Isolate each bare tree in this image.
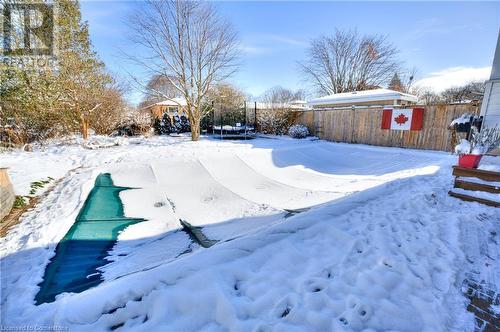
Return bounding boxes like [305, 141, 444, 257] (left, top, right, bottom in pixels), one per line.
[415, 81, 486, 105]
[207, 83, 246, 110]
[138, 74, 180, 109]
[129, 0, 239, 140]
[261, 86, 305, 105]
[90, 82, 131, 135]
[58, 52, 117, 139]
[440, 81, 486, 104]
[415, 89, 442, 105]
[402, 67, 417, 94]
[299, 29, 400, 95]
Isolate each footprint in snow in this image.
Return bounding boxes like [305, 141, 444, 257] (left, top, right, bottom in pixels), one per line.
[431, 268, 449, 292]
[357, 305, 371, 320]
[303, 278, 328, 293]
[233, 280, 243, 296]
[346, 295, 360, 309]
[338, 316, 349, 326]
[320, 267, 335, 279]
[272, 295, 298, 319]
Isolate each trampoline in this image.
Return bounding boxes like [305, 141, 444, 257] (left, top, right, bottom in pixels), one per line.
[212, 102, 256, 140]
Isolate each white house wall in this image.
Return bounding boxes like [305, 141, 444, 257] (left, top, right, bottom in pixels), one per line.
[480, 80, 500, 128]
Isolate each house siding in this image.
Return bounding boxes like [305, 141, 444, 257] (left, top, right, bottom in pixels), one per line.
[480, 81, 500, 128]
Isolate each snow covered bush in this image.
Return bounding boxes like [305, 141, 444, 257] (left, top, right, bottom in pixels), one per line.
[154, 112, 192, 135]
[454, 126, 500, 155]
[201, 108, 214, 132]
[161, 113, 175, 134]
[257, 108, 299, 135]
[83, 136, 128, 149]
[114, 110, 151, 136]
[454, 139, 472, 155]
[180, 114, 191, 133]
[288, 124, 309, 138]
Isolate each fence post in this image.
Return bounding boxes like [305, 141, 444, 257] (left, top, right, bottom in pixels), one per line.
[313, 109, 322, 138]
[350, 107, 356, 143]
[254, 102, 257, 133]
[211, 101, 215, 135]
[244, 101, 247, 139]
[220, 104, 223, 140]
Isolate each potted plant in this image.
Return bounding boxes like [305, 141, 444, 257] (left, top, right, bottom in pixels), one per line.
[454, 126, 500, 168]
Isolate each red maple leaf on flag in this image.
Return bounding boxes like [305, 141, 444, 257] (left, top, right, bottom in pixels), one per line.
[394, 113, 409, 126]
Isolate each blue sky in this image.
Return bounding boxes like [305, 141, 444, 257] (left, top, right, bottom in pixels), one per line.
[81, 1, 500, 104]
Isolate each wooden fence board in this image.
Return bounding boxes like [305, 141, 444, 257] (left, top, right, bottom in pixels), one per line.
[297, 104, 479, 151]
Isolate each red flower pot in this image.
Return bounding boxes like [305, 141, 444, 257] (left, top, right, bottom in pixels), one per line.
[458, 154, 482, 168]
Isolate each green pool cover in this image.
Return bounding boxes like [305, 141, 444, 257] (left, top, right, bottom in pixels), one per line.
[35, 173, 144, 304]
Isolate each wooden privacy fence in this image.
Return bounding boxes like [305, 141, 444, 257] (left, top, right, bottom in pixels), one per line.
[295, 104, 480, 152]
[295, 110, 315, 135]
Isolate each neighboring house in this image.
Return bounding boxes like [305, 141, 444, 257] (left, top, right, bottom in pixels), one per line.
[142, 97, 188, 120]
[289, 100, 309, 109]
[254, 101, 309, 110]
[480, 32, 500, 128]
[307, 88, 418, 109]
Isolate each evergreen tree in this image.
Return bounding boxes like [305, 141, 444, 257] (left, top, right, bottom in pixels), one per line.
[172, 113, 182, 133]
[0, 0, 61, 143]
[200, 106, 214, 132]
[161, 113, 173, 135]
[153, 117, 162, 135]
[1, 0, 125, 144]
[388, 73, 404, 92]
[56, 0, 115, 139]
[180, 115, 191, 133]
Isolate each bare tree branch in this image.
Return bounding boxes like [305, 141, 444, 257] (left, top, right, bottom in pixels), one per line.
[299, 29, 400, 96]
[128, 0, 239, 140]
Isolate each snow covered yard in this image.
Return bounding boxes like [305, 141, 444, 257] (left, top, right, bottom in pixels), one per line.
[0, 135, 498, 331]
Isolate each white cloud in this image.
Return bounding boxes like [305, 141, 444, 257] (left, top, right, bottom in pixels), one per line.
[414, 66, 491, 92]
[238, 44, 270, 56]
[264, 34, 307, 47]
[238, 34, 307, 57]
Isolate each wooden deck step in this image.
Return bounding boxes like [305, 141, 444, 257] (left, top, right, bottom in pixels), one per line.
[448, 191, 500, 208]
[454, 179, 500, 194]
[452, 166, 500, 182]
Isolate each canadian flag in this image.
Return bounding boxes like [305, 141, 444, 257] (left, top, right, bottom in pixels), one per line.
[381, 108, 424, 131]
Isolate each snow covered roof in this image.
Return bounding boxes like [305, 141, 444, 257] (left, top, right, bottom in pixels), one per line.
[155, 97, 187, 107]
[254, 102, 309, 110]
[140, 97, 187, 111]
[308, 89, 418, 106]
